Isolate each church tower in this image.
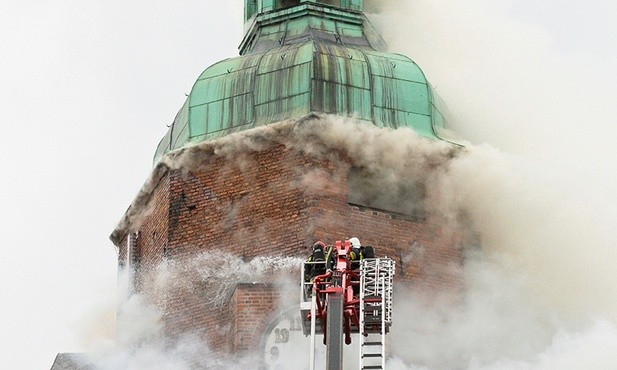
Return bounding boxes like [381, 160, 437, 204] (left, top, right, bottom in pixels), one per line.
[110, 0, 461, 365]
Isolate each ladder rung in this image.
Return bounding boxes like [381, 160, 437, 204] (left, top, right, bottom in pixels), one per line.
[362, 341, 382, 346]
[363, 330, 384, 334]
[362, 367, 383, 369]
[362, 353, 383, 358]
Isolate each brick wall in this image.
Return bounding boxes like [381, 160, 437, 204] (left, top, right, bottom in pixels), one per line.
[115, 138, 462, 355]
[232, 284, 280, 353]
[166, 144, 314, 260]
[136, 175, 170, 296]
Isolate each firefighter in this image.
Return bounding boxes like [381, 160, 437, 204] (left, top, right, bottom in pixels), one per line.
[349, 238, 377, 269]
[361, 245, 375, 259]
[348, 237, 363, 296]
[304, 241, 331, 298]
[304, 241, 327, 283]
[349, 237, 362, 270]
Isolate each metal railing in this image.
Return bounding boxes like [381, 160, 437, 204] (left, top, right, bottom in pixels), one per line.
[359, 258, 395, 370]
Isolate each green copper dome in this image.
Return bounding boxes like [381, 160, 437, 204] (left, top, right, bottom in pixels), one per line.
[155, 0, 447, 162]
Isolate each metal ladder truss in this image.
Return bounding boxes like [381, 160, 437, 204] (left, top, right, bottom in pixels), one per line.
[359, 258, 395, 370]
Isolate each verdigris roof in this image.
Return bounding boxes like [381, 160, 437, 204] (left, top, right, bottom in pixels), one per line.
[154, 1, 447, 162]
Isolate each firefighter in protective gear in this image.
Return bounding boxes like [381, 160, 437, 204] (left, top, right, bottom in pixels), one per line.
[349, 237, 362, 270]
[349, 237, 376, 270]
[304, 241, 327, 283]
[361, 245, 375, 259]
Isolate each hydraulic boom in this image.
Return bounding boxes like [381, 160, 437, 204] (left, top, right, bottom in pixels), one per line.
[300, 240, 395, 370]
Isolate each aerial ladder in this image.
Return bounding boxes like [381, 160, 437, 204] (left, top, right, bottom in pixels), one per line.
[300, 240, 395, 370]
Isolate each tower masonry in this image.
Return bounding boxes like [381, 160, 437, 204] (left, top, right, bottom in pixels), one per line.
[110, 0, 463, 362]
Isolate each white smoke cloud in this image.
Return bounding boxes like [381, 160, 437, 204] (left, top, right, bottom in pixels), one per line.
[362, 1, 617, 369]
[75, 253, 302, 370]
[150, 252, 303, 308]
[368, 0, 617, 161]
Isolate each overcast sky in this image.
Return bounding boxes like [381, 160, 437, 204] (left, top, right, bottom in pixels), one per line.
[0, 1, 615, 369]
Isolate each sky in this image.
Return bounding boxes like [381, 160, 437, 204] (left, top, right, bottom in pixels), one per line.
[0, 1, 616, 369]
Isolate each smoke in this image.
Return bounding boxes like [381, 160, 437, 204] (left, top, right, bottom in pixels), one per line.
[360, 0, 617, 369]
[367, 0, 617, 161]
[149, 252, 302, 309]
[106, 109, 617, 368]
[75, 253, 302, 370]
[112, 113, 456, 243]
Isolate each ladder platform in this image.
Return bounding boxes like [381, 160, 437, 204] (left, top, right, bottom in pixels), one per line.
[300, 254, 395, 370]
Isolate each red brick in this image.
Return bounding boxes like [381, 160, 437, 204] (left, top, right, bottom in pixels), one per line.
[114, 141, 463, 355]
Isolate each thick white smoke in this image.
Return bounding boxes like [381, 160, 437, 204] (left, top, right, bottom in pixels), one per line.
[75, 253, 302, 370]
[364, 0, 617, 368]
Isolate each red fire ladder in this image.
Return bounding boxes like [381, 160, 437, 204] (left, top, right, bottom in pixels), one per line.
[300, 244, 395, 370]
